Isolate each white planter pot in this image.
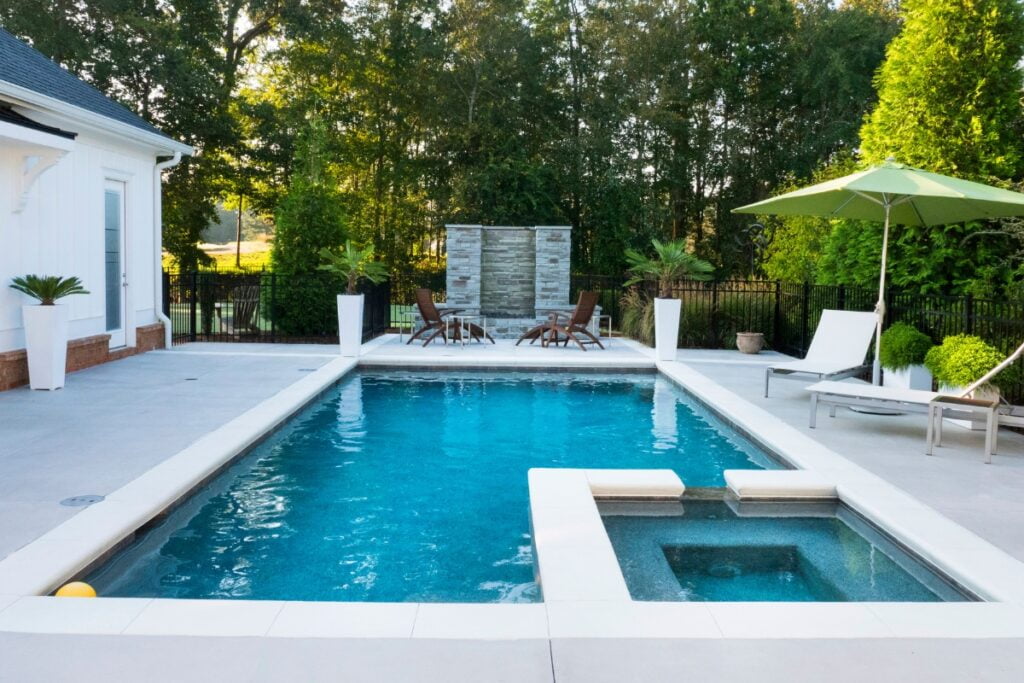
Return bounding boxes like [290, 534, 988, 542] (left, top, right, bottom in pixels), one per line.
[654, 297, 681, 362]
[22, 304, 69, 390]
[337, 294, 365, 357]
[883, 365, 932, 391]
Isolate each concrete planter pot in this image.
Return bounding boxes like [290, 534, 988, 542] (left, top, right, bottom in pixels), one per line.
[22, 304, 69, 390]
[336, 294, 364, 357]
[736, 332, 765, 354]
[654, 297, 681, 361]
[884, 365, 932, 391]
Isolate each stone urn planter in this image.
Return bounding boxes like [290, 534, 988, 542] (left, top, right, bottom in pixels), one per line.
[736, 332, 765, 355]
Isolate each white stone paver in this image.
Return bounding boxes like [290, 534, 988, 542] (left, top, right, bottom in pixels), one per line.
[411, 604, 549, 640]
[267, 601, 419, 639]
[0, 596, 151, 634]
[122, 598, 286, 637]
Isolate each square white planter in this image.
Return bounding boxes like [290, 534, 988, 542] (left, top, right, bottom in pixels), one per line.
[654, 297, 681, 362]
[883, 365, 932, 391]
[22, 304, 69, 390]
[336, 294, 364, 357]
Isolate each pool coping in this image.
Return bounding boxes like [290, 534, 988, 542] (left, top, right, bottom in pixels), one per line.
[1, 337, 1023, 642]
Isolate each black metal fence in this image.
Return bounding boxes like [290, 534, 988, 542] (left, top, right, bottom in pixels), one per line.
[163, 271, 390, 345]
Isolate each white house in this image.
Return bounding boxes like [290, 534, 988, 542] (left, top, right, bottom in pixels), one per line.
[0, 28, 192, 390]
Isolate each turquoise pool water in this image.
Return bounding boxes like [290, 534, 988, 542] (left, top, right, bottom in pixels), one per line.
[601, 500, 969, 602]
[90, 371, 776, 602]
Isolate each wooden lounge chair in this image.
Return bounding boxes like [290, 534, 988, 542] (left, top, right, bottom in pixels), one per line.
[516, 291, 604, 351]
[406, 288, 494, 346]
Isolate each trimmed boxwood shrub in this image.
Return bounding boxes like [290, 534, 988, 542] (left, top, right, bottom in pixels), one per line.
[879, 322, 933, 371]
[924, 334, 1012, 390]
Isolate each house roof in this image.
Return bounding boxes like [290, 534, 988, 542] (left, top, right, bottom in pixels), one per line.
[0, 27, 182, 148]
[0, 104, 76, 140]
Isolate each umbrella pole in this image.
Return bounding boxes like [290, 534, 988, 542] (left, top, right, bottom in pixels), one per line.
[873, 202, 891, 385]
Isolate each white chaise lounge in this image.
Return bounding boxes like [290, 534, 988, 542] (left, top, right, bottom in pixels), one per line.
[764, 310, 877, 397]
[806, 341, 1024, 462]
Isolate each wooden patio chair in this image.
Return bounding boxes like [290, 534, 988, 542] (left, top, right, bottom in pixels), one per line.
[516, 291, 604, 351]
[406, 288, 494, 346]
[230, 284, 261, 334]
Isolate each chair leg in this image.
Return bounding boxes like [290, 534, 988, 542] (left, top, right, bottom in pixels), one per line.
[573, 325, 605, 350]
[422, 326, 445, 347]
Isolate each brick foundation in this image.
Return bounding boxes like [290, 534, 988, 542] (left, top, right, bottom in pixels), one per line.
[0, 322, 165, 391]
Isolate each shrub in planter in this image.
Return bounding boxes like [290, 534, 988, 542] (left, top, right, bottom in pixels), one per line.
[624, 239, 714, 360]
[880, 322, 934, 390]
[924, 334, 1016, 393]
[319, 241, 389, 356]
[9, 275, 89, 390]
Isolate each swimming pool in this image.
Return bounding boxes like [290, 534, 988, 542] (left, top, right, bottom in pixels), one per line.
[601, 499, 971, 602]
[89, 370, 777, 603]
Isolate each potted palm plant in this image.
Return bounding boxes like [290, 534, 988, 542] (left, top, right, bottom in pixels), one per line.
[318, 241, 389, 356]
[625, 239, 714, 361]
[9, 275, 89, 390]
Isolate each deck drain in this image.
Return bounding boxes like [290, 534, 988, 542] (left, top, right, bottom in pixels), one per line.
[60, 494, 105, 507]
[298, 368, 317, 372]
[184, 377, 199, 381]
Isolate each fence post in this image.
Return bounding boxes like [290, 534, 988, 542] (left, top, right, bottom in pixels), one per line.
[773, 281, 782, 350]
[837, 284, 846, 311]
[189, 271, 197, 343]
[709, 282, 719, 347]
[800, 282, 810, 356]
[270, 272, 277, 342]
[965, 294, 975, 335]
[162, 271, 170, 317]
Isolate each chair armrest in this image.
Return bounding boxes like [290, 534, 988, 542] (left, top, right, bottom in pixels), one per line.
[439, 308, 465, 318]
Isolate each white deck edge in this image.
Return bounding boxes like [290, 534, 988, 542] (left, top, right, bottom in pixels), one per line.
[1, 343, 1023, 641]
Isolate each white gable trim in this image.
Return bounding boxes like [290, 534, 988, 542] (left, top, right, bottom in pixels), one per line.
[0, 79, 193, 157]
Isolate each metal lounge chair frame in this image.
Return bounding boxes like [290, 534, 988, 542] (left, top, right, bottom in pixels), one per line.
[765, 310, 877, 397]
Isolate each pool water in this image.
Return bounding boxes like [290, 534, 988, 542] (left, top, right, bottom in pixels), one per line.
[90, 371, 776, 603]
[601, 500, 969, 602]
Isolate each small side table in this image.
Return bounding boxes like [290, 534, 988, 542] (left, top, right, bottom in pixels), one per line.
[593, 314, 613, 348]
[398, 310, 416, 343]
[448, 314, 487, 347]
[926, 395, 1000, 463]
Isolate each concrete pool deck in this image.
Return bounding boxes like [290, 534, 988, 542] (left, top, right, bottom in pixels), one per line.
[2, 337, 1024, 681]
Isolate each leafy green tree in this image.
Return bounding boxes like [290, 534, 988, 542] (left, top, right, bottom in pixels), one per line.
[270, 119, 348, 335]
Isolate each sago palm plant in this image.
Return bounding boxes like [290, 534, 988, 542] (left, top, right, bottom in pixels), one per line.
[9, 275, 89, 305]
[624, 239, 714, 298]
[318, 241, 390, 294]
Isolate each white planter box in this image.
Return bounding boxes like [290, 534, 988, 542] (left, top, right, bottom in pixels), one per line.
[22, 304, 69, 390]
[654, 297, 681, 362]
[883, 365, 932, 391]
[336, 294, 365, 357]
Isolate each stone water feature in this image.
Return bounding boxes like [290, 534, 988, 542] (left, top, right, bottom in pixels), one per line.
[437, 224, 583, 338]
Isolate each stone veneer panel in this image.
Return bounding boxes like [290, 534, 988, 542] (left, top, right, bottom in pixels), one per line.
[0, 322, 166, 391]
[444, 224, 482, 312]
[480, 227, 536, 316]
[534, 226, 572, 315]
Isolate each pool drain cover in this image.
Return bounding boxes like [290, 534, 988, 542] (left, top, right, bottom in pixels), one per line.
[60, 494, 105, 507]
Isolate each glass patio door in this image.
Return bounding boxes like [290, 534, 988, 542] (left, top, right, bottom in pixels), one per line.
[104, 180, 127, 347]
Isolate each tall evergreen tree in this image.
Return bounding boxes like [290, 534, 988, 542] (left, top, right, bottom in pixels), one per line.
[859, 0, 1024, 180]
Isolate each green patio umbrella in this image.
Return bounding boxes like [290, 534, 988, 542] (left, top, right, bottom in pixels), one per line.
[733, 159, 1024, 385]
